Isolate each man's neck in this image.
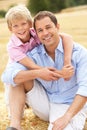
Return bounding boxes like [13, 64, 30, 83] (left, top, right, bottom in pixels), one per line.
[44, 36, 60, 61]
[44, 43, 58, 61]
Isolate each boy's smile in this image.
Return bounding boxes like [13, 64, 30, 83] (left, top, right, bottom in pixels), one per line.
[10, 19, 32, 43]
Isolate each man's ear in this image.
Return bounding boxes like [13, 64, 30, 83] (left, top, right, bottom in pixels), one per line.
[56, 23, 60, 30]
[29, 22, 33, 28]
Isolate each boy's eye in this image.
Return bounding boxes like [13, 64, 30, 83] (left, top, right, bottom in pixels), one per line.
[22, 22, 27, 25]
[12, 25, 18, 28]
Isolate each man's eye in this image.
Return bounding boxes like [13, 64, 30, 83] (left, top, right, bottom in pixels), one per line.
[37, 30, 42, 33]
[46, 26, 51, 29]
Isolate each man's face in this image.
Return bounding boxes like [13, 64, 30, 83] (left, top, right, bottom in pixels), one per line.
[35, 17, 60, 47]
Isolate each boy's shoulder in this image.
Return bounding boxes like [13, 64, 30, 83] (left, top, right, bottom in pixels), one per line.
[7, 34, 23, 48]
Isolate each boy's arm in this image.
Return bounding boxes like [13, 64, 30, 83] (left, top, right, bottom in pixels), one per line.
[19, 56, 42, 69]
[54, 65, 74, 79]
[59, 33, 74, 80]
[59, 32, 73, 65]
[7, 42, 41, 69]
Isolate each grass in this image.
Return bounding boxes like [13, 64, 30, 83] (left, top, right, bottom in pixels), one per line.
[0, 0, 27, 11]
[56, 10, 87, 47]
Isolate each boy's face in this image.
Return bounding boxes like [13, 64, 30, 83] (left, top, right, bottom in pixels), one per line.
[35, 16, 60, 48]
[9, 19, 32, 43]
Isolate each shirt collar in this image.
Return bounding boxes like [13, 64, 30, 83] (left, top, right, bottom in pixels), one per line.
[30, 28, 40, 44]
[40, 37, 64, 54]
[11, 34, 27, 46]
[57, 37, 64, 53]
[29, 37, 64, 56]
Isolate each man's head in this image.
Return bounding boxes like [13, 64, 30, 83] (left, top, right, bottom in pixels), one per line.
[33, 11, 60, 48]
[34, 11, 58, 30]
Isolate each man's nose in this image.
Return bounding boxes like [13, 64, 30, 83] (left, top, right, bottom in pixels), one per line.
[43, 29, 48, 35]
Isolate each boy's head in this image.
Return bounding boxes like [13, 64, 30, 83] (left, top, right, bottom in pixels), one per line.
[5, 4, 32, 30]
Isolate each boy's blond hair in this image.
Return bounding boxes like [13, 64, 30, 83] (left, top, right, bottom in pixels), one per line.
[5, 4, 32, 29]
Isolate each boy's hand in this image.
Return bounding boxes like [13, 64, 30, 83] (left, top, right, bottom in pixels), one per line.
[62, 65, 74, 80]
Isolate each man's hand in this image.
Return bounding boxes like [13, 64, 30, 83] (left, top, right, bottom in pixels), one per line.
[38, 67, 61, 81]
[52, 114, 71, 130]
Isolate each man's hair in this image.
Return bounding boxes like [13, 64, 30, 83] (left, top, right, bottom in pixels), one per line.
[5, 4, 32, 29]
[33, 11, 58, 30]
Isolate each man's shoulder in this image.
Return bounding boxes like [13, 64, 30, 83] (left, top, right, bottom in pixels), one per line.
[73, 42, 87, 52]
[72, 42, 87, 62]
[27, 44, 43, 56]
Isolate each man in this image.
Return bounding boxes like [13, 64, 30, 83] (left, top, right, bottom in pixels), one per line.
[2, 11, 87, 130]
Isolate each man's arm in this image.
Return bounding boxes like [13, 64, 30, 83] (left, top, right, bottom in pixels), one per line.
[52, 95, 87, 130]
[52, 45, 87, 130]
[14, 67, 61, 84]
[1, 62, 61, 86]
[64, 94, 87, 120]
[1, 62, 27, 86]
[1, 62, 74, 86]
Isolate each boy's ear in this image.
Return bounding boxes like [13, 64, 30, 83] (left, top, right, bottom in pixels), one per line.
[8, 26, 12, 31]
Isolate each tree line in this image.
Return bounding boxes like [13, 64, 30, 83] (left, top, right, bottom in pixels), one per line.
[27, 0, 87, 15]
[0, 0, 87, 18]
